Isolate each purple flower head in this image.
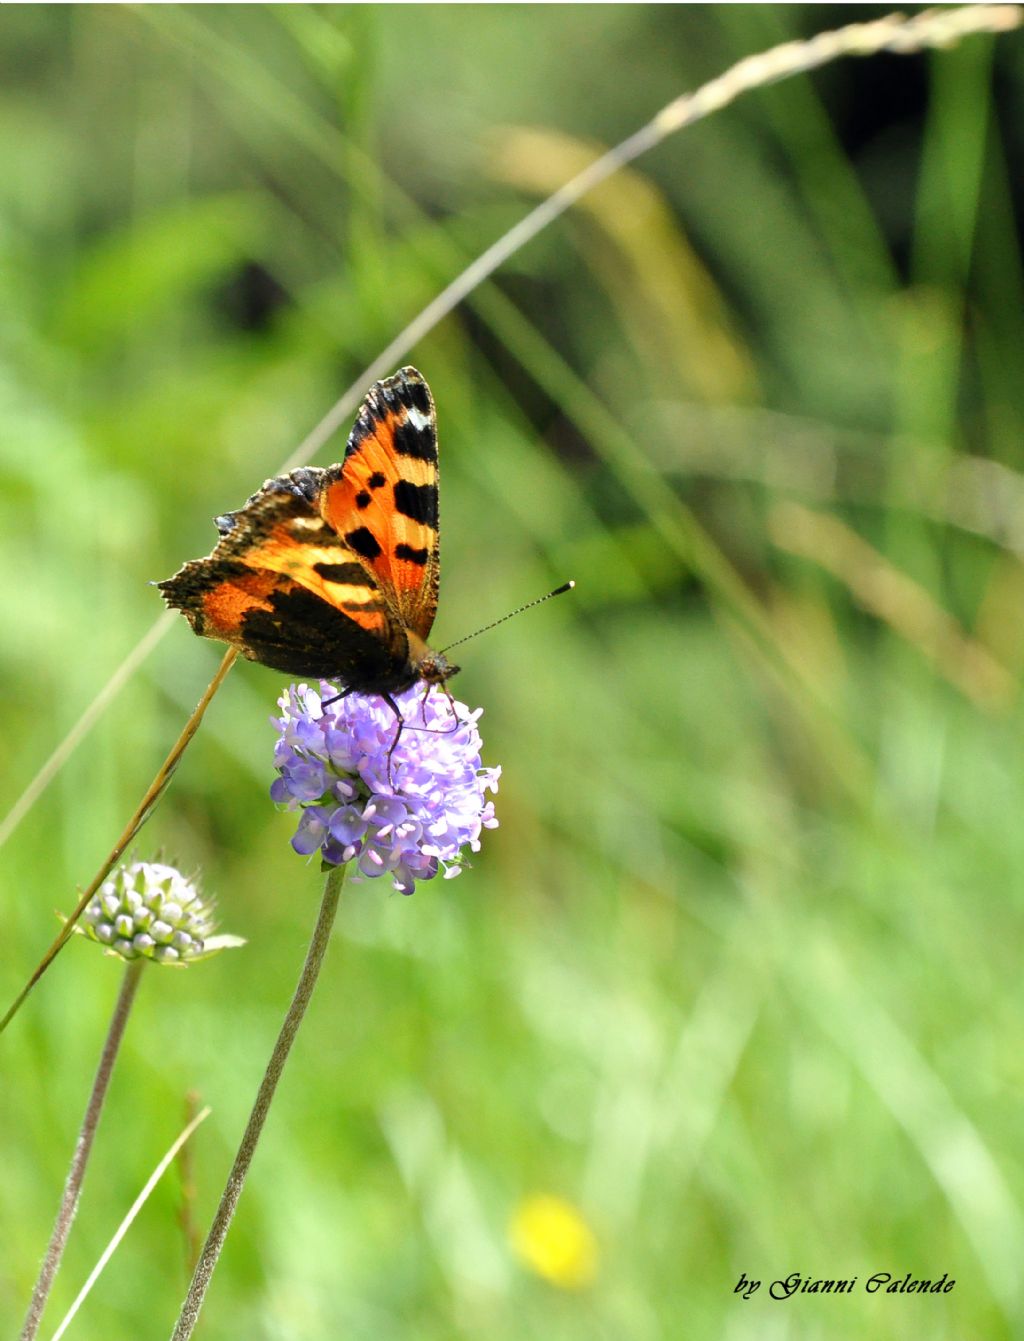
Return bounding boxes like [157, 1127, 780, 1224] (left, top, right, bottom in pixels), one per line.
[271, 683, 500, 895]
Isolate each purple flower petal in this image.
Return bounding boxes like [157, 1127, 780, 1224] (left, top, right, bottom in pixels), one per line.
[328, 805, 368, 846]
[292, 807, 331, 855]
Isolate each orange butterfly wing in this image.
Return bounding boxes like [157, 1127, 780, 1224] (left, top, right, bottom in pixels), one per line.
[319, 367, 440, 641]
[158, 367, 442, 692]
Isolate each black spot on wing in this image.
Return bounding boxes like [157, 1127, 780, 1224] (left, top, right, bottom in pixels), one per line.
[345, 368, 433, 460]
[355, 491, 371, 509]
[348, 414, 375, 451]
[368, 472, 386, 489]
[393, 480, 438, 528]
[395, 543, 429, 566]
[285, 518, 335, 545]
[393, 419, 436, 461]
[345, 527, 383, 560]
[405, 376, 431, 416]
[313, 561, 375, 584]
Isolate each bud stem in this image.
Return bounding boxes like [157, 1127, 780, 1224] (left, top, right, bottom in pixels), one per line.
[20, 960, 146, 1340]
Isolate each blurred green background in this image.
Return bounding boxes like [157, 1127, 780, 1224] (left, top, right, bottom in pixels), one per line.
[3, 4, 1024, 1338]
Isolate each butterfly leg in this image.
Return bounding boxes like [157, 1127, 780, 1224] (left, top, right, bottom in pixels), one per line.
[320, 686, 405, 789]
[406, 684, 462, 738]
[418, 684, 431, 724]
[439, 682, 463, 735]
[381, 691, 406, 789]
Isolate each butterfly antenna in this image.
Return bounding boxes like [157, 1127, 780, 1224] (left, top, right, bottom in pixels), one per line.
[439, 581, 575, 655]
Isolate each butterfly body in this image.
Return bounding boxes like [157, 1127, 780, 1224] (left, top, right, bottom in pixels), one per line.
[159, 367, 459, 702]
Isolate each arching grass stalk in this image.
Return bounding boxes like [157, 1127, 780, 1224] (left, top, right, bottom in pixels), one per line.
[0, 648, 237, 1035]
[19, 960, 145, 1341]
[170, 862, 346, 1340]
[211, 4, 1024, 486]
[20, 862, 240, 1339]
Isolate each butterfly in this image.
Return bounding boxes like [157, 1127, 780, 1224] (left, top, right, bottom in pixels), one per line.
[158, 366, 460, 746]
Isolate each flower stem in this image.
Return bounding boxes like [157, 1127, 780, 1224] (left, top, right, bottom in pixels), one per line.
[20, 960, 146, 1341]
[0, 648, 237, 1036]
[169, 863, 347, 1340]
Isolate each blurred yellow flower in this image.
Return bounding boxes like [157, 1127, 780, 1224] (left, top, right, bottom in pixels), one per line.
[509, 1193, 599, 1289]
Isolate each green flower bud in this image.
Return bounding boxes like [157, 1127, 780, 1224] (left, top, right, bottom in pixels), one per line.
[80, 862, 243, 965]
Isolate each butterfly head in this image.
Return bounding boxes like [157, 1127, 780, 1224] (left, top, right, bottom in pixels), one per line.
[416, 650, 461, 687]
[404, 629, 459, 687]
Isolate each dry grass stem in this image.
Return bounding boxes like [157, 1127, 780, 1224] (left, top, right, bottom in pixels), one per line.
[770, 500, 1017, 711]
